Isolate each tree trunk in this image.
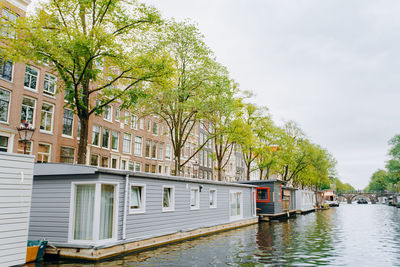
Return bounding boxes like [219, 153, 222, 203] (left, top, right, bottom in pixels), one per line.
[77, 116, 89, 164]
[246, 162, 251, 181]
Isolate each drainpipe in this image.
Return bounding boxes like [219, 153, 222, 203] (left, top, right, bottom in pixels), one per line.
[123, 174, 129, 240]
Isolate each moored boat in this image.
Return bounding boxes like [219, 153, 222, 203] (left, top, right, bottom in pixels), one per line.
[26, 240, 48, 263]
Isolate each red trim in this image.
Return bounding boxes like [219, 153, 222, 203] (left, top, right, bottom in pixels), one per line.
[279, 185, 283, 202]
[256, 187, 270, 203]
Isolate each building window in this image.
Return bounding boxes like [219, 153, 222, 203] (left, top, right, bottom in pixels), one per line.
[40, 102, 54, 133]
[158, 143, 163, 160]
[190, 187, 200, 210]
[144, 164, 150, 172]
[1, 8, 18, 38]
[131, 115, 137, 129]
[152, 141, 157, 159]
[128, 161, 134, 171]
[139, 118, 144, 129]
[165, 144, 171, 160]
[256, 187, 270, 203]
[37, 143, 51, 163]
[145, 140, 151, 158]
[101, 156, 109, 168]
[0, 88, 10, 123]
[121, 159, 127, 170]
[24, 65, 39, 91]
[134, 162, 141, 172]
[124, 111, 129, 124]
[60, 146, 75, 163]
[162, 186, 174, 212]
[0, 135, 8, 152]
[21, 97, 36, 125]
[111, 158, 118, 169]
[17, 140, 32, 155]
[71, 183, 117, 242]
[103, 105, 112, 121]
[123, 133, 131, 154]
[92, 125, 101, 146]
[134, 136, 142, 156]
[62, 109, 74, 136]
[102, 128, 110, 149]
[151, 165, 156, 174]
[115, 108, 120, 121]
[90, 154, 99, 166]
[230, 191, 243, 220]
[130, 184, 146, 214]
[152, 122, 158, 135]
[0, 58, 12, 81]
[111, 131, 119, 151]
[43, 73, 56, 95]
[147, 120, 151, 131]
[209, 189, 217, 208]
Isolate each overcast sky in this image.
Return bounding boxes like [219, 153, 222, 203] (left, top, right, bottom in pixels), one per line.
[139, 0, 400, 189]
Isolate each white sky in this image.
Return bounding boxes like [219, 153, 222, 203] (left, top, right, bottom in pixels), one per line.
[140, 0, 400, 189]
[29, 0, 400, 189]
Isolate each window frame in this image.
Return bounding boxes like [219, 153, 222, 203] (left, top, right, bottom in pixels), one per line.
[229, 190, 243, 221]
[162, 185, 175, 212]
[129, 183, 146, 214]
[60, 146, 75, 164]
[190, 187, 200, 210]
[40, 102, 55, 133]
[62, 108, 74, 137]
[209, 188, 217, 208]
[122, 132, 132, 154]
[24, 65, 40, 92]
[0, 87, 10, 124]
[68, 182, 119, 245]
[92, 125, 101, 147]
[21, 96, 36, 126]
[134, 136, 143, 157]
[103, 105, 112, 122]
[37, 142, 51, 163]
[0, 58, 13, 82]
[43, 73, 57, 96]
[256, 187, 270, 203]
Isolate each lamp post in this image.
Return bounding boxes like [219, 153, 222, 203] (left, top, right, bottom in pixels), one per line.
[17, 122, 35, 154]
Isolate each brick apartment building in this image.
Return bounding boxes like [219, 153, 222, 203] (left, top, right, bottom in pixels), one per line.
[1, 0, 246, 181]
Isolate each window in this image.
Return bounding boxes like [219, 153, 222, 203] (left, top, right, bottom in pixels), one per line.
[256, 187, 270, 203]
[102, 128, 110, 149]
[162, 186, 174, 212]
[147, 120, 151, 131]
[165, 144, 171, 160]
[104, 105, 112, 121]
[145, 140, 151, 158]
[124, 111, 129, 124]
[37, 143, 51, 163]
[17, 140, 32, 155]
[144, 164, 150, 172]
[229, 191, 243, 220]
[190, 187, 200, 210]
[123, 133, 131, 154]
[134, 162, 141, 172]
[21, 97, 36, 125]
[115, 108, 120, 121]
[134, 136, 142, 156]
[158, 143, 163, 160]
[40, 102, 54, 133]
[128, 161, 134, 171]
[139, 118, 144, 129]
[121, 159, 127, 170]
[92, 125, 101, 146]
[209, 189, 217, 208]
[131, 115, 137, 129]
[111, 158, 118, 169]
[90, 154, 99, 166]
[0, 58, 12, 81]
[43, 73, 56, 95]
[71, 183, 117, 242]
[151, 165, 156, 174]
[60, 146, 74, 163]
[152, 122, 158, 135]
[111, 131, 119, 151]
[0, 88, 10, 123]
[1, 8, 18, 38]
[152, 141, 157, 159]
[24, 66, 39, 91]
[0, 136, 8, 152]
[62, 109, 74, 136]
[130, 184, 146, 213]
[101, 156, 109, 168]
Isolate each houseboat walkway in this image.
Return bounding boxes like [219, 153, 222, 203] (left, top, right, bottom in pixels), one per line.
[35, 204, 400, 266]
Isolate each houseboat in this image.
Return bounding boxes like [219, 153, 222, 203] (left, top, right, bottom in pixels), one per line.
[28, 163, 258, 261]
[295, 189, 316, 213]
[240, 180, 296, 221]
[323, 190, 339, 207]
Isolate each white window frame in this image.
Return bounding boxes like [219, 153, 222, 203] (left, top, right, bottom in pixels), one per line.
[111, 131, 119, 152]
[129, 183, 146, 214]
[162, 185, 175, 212]
[134, 136, 142, 156]
[92, 125, 101, 147]
[134, 162, 141, 172]
[62, 108, 74, 138]
[24, 65, 40, 92]
[37, 142, 51, 163]
[229, 190, 243, 221]
[103, 105, 112, 122]
[102, 128, 110, 149]
[43, 73, 57, 96]
[40, 102, 54, 133]
[190, 187, 200, 210]
[139, 118, 144, 129]
[21, 96, 36, 126]
[131, 115, 138, 130]
[122, 133, 132, 154]
[115, 108, 120, 122]
[0, 87, 10, 124]
[209, 189, 217, 209]
[60, 146, 75, 164]
[90, 154, 99, 167]
[68, 182, 119, 245]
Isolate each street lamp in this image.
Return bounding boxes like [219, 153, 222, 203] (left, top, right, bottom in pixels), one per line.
[17, 122, 35, 154]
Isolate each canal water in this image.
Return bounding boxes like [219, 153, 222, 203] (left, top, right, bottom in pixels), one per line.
[36, 204, 400, 266]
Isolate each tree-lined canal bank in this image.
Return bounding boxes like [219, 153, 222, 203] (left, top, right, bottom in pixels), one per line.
[36, 204, 400, 266]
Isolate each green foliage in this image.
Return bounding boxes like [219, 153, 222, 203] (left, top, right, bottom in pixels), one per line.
[365, 170, 389, 192]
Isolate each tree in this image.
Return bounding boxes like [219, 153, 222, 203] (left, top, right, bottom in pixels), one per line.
[366, 170, 389, 192]
[2, 0, 168, 163]
[136, 20, 233, 175]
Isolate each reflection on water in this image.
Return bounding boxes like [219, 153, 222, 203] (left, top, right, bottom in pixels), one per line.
[36, 204, 400, 266]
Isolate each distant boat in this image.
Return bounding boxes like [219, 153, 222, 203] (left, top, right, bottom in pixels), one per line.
[357, 199, 368, 204]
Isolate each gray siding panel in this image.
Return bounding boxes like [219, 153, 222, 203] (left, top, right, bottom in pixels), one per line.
[0, 153, 34, 267]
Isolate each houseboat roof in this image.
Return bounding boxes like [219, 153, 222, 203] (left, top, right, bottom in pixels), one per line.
[239, 179, 286, 185]
[34, 163, 257, 188]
